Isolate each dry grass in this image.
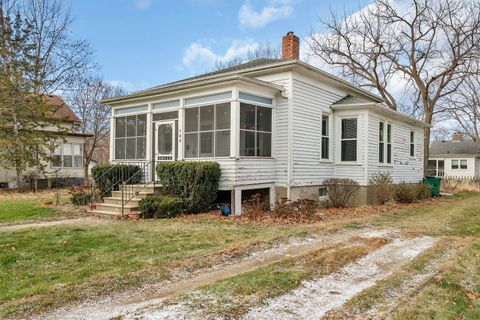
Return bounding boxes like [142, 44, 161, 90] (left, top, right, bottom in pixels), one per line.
[0, 188, 71, 201]
[441, 179, 480, 194]
[180, 236, 391, 318]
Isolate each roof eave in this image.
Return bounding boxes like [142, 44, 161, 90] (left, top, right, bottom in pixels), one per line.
[331, 103, 430, 128]
[102, 74, 283, 105]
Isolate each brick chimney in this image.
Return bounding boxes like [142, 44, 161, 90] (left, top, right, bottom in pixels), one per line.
[452, 132, 464, 141]
[282, 31, 300, 60]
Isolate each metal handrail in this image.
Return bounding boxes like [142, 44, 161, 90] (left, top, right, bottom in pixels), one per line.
[90, 161, 152, 209]
[90, 164, 118, 207]
[120, 159, 156, 216]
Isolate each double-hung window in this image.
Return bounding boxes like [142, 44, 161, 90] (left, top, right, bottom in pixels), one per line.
[321, 114, 330, 160]
[184, 103, 231, 158]
[240, 103, 272, 157]
[452, 159, 468, 170]
[52, 143, 83, 168]
[114, 114, 147, 160]
[410, 131, 415, 157]
[341, 118, 357, 162]
[379, 121, 392, 164]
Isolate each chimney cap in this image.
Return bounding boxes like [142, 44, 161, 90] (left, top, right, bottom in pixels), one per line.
[286, 31, 295, 36]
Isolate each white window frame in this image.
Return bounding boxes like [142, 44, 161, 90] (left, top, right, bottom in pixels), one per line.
[113, 113, 147, 160]
[320, 112, 332, 161]
[183, 103, 231, 159]
[378, 121, 393, 165]
[51, 142, 83, 169]
[451, 159, 468, 170]
[239, 102, 273, 158]
[339, 117, 359, 163]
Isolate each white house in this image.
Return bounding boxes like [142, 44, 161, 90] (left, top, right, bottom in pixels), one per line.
[100, 32, 427, 215]
[429, 133, 480, 178]
[0, 95, 91, 189]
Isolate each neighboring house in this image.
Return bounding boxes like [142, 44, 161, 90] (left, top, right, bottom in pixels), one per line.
[0, 95, 91, 189]
[429, 133, 480, 178]
[102, 32, 427, 214]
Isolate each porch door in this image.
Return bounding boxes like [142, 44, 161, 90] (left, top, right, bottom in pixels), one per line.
[155, 121, 176, 161]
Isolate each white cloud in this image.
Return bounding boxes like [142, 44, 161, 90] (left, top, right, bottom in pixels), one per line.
[107, 80, 149, 93]
[182, 39, 260, 74]
[239, 0, 294, 28]
[135, 0, 152, 10]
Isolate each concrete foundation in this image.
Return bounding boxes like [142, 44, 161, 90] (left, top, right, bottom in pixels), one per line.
[274, 185, 376, 206]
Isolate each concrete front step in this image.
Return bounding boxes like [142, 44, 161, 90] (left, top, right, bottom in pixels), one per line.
[87, 209, 121, 219]
[119, 184, 162, 194]
[94, 203, 139, 214]
[111, 191, 151, 198]
[103, 197, 143, 206]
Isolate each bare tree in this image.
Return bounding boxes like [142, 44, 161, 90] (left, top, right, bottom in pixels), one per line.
[445, 71, 480, 142]
[214, 43, 281, 70]
[308, 0, 480, 174]
[66, 77, 126, 180]
[19, 0, 94, 93]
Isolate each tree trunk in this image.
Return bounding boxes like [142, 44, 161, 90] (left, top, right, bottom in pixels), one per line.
[15, 167, 24, 191]
[423, 109, 434, 177]
[83, 159, 90, 183]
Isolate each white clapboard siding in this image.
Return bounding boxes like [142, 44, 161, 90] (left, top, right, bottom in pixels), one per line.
[291, 79, 343, 186]
[366, 112, 424, 183]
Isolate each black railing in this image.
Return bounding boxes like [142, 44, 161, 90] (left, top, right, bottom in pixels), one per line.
[90, 161, 155, 209]
[120, 160, 156, 216]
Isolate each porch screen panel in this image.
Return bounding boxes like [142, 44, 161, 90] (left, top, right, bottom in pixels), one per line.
[114, 114, 147, 160]
[184, 103, 231, 158]
[240, 103, 272, 157]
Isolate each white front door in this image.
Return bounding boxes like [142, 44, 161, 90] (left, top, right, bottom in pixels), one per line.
[155, 121, 176, 161]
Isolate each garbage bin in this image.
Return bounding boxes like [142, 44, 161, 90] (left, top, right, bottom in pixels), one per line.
[424, 176, 442, 196]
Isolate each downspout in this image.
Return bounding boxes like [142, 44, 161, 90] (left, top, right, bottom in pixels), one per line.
[287, 75, 294, 199]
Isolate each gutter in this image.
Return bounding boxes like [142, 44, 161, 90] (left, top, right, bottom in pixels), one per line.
[332, 103, 430, 128]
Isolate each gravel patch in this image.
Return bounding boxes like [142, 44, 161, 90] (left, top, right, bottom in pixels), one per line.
[243, 236, 436, 320]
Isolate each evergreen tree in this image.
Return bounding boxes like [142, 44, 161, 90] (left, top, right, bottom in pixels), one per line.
[0, 3, 65, 190]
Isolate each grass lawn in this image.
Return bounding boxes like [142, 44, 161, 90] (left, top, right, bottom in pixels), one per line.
[1, 192, 480, 319]
[0, 199, 74, 225]
[0, 218, 318, 318]
[179, 192, 480, 319]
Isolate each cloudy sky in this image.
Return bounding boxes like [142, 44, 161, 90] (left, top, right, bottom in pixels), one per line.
[69, 0, 371, 92]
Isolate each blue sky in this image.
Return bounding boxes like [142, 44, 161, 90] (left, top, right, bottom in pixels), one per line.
[69, 0, 371, 92]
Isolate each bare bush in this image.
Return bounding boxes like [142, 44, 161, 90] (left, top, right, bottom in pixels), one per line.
[369, 172, 395, 204]
[323, 178, 360, 208]
[272, 198, 317, 218]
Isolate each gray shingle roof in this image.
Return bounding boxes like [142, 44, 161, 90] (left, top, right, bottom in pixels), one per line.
[332, 94, 372, 105]
[136, 58, 282, 93]
[429, 140, 480, 158]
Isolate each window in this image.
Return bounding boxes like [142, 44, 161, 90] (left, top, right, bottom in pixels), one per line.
[240, 103, 272, 157]
[51, 143, 83, 168]
[410, 131, 415, 157]
[184, 103, 231, 158]
[452, 159, 468, 170]
[379, 122, 392, 164]
[341, 118, 357, 162]
[114, 114, 147, 160]
[321, 114, 330, 160]
[387, 124, 392, 164]
[451, 160, 459, 169]
[379, 122, 384, 163]
[319, 186, 328, 199]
